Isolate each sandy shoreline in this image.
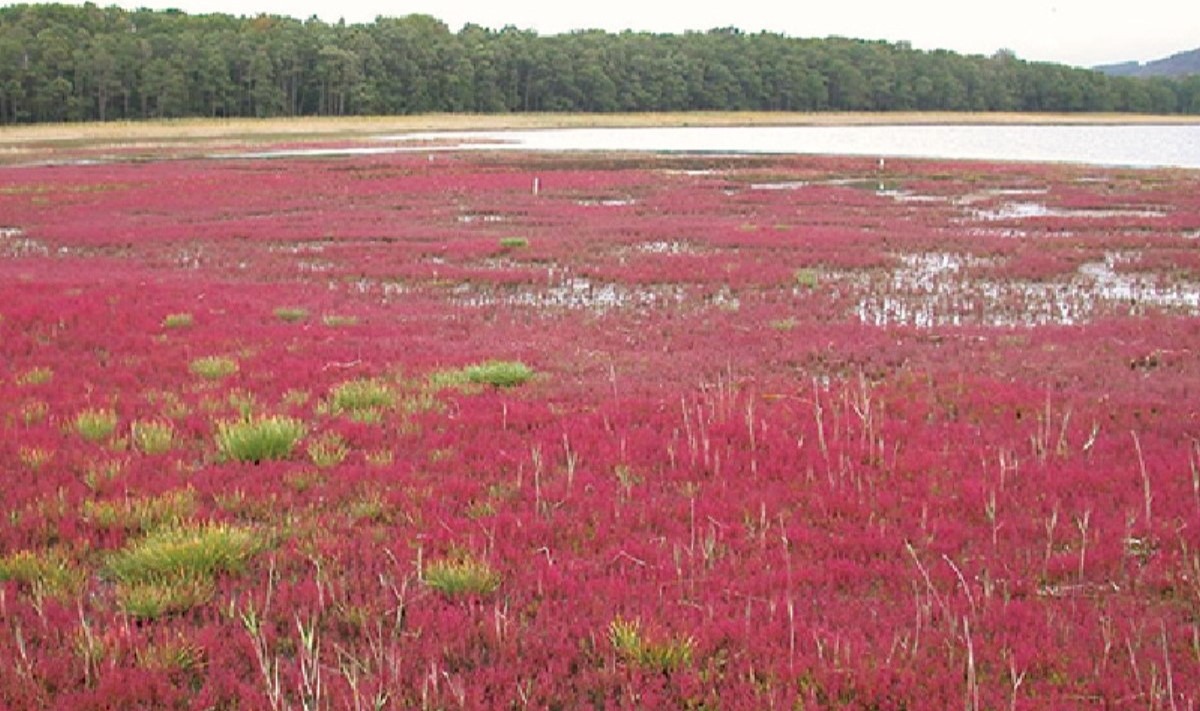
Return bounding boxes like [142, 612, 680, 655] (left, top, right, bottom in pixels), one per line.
[2, 111, 1198, 147]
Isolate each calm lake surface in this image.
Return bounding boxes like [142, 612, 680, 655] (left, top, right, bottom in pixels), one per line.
[388, 124, 1200, 169]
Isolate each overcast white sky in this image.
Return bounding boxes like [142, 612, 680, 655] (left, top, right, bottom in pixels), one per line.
[45, 0, 1200, 67]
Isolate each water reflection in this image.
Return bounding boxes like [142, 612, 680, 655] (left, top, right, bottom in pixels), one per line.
[970, 202, 1167, 221]
[855, 251, 1200, 327]
[199, 125, 1200, 169]
[389, 124, 1200, 169]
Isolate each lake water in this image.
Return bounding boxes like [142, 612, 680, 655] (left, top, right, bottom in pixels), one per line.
[379, 124, 1200, 169]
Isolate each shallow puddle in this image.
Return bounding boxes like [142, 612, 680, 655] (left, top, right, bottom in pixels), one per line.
[970, 202, 1167, 221]
[457, 213, 507, 224]
[575, 198, 636, 207]
[0, 227, 50, 257]
[635, 240, 698, 255]
[853, 250, 1200, 327]
[451, 276, 684, 312]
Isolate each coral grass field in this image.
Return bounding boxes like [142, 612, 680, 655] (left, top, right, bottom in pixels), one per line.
[2, 145, 1200, 709]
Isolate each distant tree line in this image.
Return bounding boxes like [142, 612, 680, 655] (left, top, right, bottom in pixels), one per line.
[2, 3, 1199, 124]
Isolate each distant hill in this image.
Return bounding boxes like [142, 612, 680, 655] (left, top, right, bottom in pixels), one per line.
[1095, 48, 1200, 77]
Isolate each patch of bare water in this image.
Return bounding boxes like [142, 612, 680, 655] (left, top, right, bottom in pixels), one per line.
[969, 202, 1167, 221]
[386, 125, 1200, 169]
[749, 180, 811, 191]
[297, 260, 334, 273]
[956, 188, 1050, 205]
[476, 257, 523, 270]
[963, 227, 1030, 239]
[635, 240, 699, 255]
[457, 213, 507, 224]
[268, 240, 332, 254]
[346, 277, 409, 299]
[877, 189, 948, 203]
[452, 276, 684, 312]
[0, 227, 50, 257]
[576, 198, 636, 207]
[174, 247, 205, 269]
[664, 169, 725, 176]
[854, 250, 1200, 327]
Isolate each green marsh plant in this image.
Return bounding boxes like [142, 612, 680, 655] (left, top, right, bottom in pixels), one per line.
[215, 415, 307, 463]
[162, 313, 194, 329]
[321, 314, 358, 327]
[608, 617, 695, 673]
[274, 306, 309, 323]
[83, 488, 197, 533]
[16, 366, 53, 387]
[423, 555, 501, 598]
[190, 355, 239, 381]
[429, 360, 535, 392]
[18, 446, 54, 470]
[794, 267, 820, 289]
[20, 399, 50, 425]
[131, 418, 175, 455]
[327, 378, 395, 422]
[106, 522, 262, 618]
[0, 548, 86, 600]
[74, 408, 120, 442]
[465, 360, 534, 387]
[307, 431, 349, 468]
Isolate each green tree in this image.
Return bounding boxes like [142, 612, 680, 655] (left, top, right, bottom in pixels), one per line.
[0, 4, 1193, 121]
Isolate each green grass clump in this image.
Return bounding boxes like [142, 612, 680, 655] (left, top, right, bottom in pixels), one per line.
[464, 360, 534, 388]
[117, 575, 216, 619]
[144, 389, 191, 419]
[16, 366, 53, 387]
[83, 458, 126, 491]
[18, 446, 53, 470]
[282, 389, 311, 407]
[365, 449, 394, 467]
[426, 367, 474, 392]
[794, 267, 820, 289]
[117, 574, 213, 619]
[327, 378, 395, 421]
[307, 431, 349, 468]
[106, 522, 261, 618]
[274, 306, 309, 323]
[216, 415, 307, 463]
[189, 355, 239, 380]
[225, 389, 258, 419]
[0, 549, 86, 600]
[348, 492, 388, 523]
[20, 399, 50, 425]
[609, 617, 695, 673]
[131, 418, 175, 455]
[83, 488, 197, 533]
[429, 360, 535, 391]
[137, 636, 206, 674]
[322, 314, 359, 327]
[108, 522, 259, 581]
[499, 236, 529, 249]
[74, 407, 120, 443]
[162, 313, 194, 329]
[423, 555, 501, 597]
